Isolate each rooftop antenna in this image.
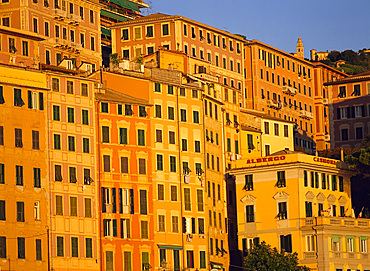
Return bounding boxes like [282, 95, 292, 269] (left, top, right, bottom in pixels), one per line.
[144, 0, 153, 15]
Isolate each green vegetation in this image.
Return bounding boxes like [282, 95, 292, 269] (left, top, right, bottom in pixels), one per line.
[244, 241, 310, 271]
[316, 49, 370, 75]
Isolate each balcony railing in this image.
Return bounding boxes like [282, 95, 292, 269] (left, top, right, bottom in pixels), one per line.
[282, 86, 297, 96]
[54, 9, 67, 18]
[267, 99, 282, 109]
[303, 252, 315, 259]
[299, 110, 314, 119]
[301, 217, 370, 228]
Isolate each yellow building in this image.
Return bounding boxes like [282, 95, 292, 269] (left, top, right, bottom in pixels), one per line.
[0, 63, 49, 270]
[227, 151, 370, 271]
[43, 63, 100, 271]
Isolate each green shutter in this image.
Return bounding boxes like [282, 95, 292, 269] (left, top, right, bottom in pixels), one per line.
[332, 235, 340, 242]
[113, 219, 117, 237]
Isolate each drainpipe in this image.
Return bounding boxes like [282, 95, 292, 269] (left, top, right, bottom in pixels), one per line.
[175, 85, 185, 270]
[249, 46, 255, 109]
[98, 68, 103, 271]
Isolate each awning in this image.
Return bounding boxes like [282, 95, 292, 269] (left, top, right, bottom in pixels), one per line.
[157, 245, 183, 250]
[101, 27, 111, 37]
[104, 0, 140, 12]
[101, 9, 128, 23]
[210, 262, 223, 269]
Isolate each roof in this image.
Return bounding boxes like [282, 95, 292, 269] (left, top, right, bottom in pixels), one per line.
[241, 108, 295, 124]
[270, 149, 300, 156]
[0, 26, 45, 41]
[95, 88, 151, 106]
[111, 13, 246, 42]
[324, 70, 370, 86]
[241, 124, 261, 133]
[311, 62, 348, 77]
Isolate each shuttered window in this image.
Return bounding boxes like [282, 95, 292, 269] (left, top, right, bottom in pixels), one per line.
[184, 188, 191, 211]
[197, 190, 204, 211]
[84, 198, 92, 218]
[70, 197, 77, 216]
[139, 158, 146, 174]
[140, 190, 147, 215]
[121, 157, 129, 173]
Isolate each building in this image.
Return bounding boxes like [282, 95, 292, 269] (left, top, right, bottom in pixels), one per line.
[312, 62, 347, 151]
[239, 108, 294, 157]
[325, 71, 370, 149]
[243, 39, 347, 153]
[95, 82, 154, 271]
[43, 63, 100, 271]
[226, 150, 370, 271]
[310, 49, 329, 62]
[0, 0, 102, 69]
[0, 62, 48, 270]
[100, 0, 148, 67]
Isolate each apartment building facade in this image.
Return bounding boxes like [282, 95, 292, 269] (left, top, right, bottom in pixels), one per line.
[325, 71, 370, 149]
[94, 82, 154, 271]
[44, 65, 100, 271]
[0, 63, 48, 270]
[0, 0, 102, 69]
[228, 152, 370, 271]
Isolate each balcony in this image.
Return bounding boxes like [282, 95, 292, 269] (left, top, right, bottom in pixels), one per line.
[299, 110, 314, 119]
[69, 14, 82, 24]
[193, 72, 219, 83]
[303, 252, 315, 260]
[325, 134, 330, 142]
[301, 217, 370, 228]
[282, 86, 297, 96]
[54, 8, 67, 19]
[267, 99, 282, 110]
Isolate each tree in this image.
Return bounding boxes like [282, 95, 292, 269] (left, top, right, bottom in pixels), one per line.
[244, 241, 310, 271]
[345, 134, 370, 177]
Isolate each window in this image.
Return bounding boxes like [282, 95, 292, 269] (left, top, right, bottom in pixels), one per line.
[14, 128, 22, 148]
[16, 165, 23, 185]
[278, 202, 287, 220]
[193, 111, 200, 123]
[17, 201, 25, 222]
[56, 195, 63, 215]
[36, 239, 42, 260]
[277, 171, 286, 187]
[246, 205, 254, 222]
[84, 169, 92, 185]
[353, 84, 361, 96]
[139, 158, 146, 174]
[0, 201, 5, 220]
[197, 190, 204, 211]
[0, 237, 5, 259]
[0, 164, 3, 184]
[34, 168, 41, 188]
[155, 105, 162, 118]
[186, 250, 194, 268]
[18, 237, 25, 259]
[158, 215, 165, 232]
[164, 185, 175, 203]
[32, 130, 40, 149]
[141, 221, 148, 239]
[70, 197, 77, 216]
[162, 24, 169, 36]
[103, 155, 110, 172]
[347, 237, 354, 252]
[86, 238, 92, 258]
[122, 29, 129, 40]
[85, 198, 92, 218]
[140, 190, 147, 215]
[53, 134, 61, 150]
[356, 127, 363, 140]
[14, 88, 25, 107]
[274, 123, 279, 136]
[180, 109, 187, 122]
[172, 216, 179, 232]
[283, 125, 289, 138]
[53, 105, 60, 121]
[244, 175, 253, 191]
[339, 176, 344, 192]
[195, 140, 201, 153]
[57, 236, 64, 256]
[157, 184, 164, 200]
[157, 154, 164, 172]
[71, 237, 78, 258]
[305, 201, 313, 217]
[146, 25, 153, 38]
[164, 130, 174, 145]
[182, 139, 188, 151]
[67, 107, 75, 123]
[361, 237, 368, 253]
[184, 188, 191, 211]
[332, 175, 337, 191]
[167, 106, 175, 120]
[101, 102, 108, 113]
[170, 156, 176, 172]
[280, 234, 292, 253]
[120, 128, 128, 144]
[155, 129, 162, 143]
[341, 128, 349, 141]
[89, 10, 94, 23]
[138, 129, 145, 146]
[90, 36, 95, 51]
[55, 165, 62, 182]
[69, 167, 77, 183]
[264, 122, 270, 134]
[68, 136, 75, 151]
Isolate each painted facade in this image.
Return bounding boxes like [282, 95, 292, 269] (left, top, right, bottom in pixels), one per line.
[0, 0, 102, 68]
[325, 72, 370, 149]
[228, 152, 370, 271]
[44, 66, 99, 271]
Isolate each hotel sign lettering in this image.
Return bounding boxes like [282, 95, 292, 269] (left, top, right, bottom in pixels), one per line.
[246, 156, 286, 164]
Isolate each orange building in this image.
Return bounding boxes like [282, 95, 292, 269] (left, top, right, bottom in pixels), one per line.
[243, 39, 347, 153]
[0, 0, 102, 69]
[94, 76, 154, 271]
[0, 63, 49, 270]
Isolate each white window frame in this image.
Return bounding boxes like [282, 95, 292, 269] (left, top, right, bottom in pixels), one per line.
[34, 201, 40, 220]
